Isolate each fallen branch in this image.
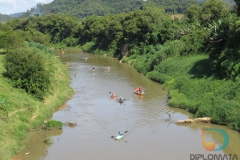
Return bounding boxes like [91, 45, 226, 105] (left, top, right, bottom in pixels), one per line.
[176, 117, 211, 124]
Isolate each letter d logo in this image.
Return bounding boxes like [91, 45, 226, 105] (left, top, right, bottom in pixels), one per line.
[202, 128, 229, 151]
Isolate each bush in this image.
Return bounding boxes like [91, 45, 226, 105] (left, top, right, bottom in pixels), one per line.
[4, 48, 51, 100]
[25, 41, 54, 55]
[44, 120, 62, 130]
[82, 41, 96, 52]
[146, 70, 170, 83]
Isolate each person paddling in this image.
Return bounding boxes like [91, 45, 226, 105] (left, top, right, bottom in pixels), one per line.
[111, 93, 116, 98]
[138, 86, 142, 93]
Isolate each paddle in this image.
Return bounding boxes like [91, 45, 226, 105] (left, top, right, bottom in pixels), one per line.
[111, 131, 128, 138]
[116, 98, 125, 101]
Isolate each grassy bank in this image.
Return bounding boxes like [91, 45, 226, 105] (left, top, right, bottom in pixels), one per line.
[146, 55, 240, 131]
[0, 52, 73, 160]
[121, 54, 240, 131]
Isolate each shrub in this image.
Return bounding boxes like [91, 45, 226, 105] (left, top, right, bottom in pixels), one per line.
[25, 41, 54, 55]
[4, 48, 51, 100]
[44, 120, 62, 130]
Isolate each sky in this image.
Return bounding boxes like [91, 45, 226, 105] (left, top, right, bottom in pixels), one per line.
[0, 0, 54, 15]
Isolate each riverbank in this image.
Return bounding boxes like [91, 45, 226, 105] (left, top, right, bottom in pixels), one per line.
[120, 54, 240, 131]
[0, 52, 73, 160]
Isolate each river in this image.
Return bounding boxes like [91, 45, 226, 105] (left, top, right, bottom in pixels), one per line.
[15, 49, 240, 160]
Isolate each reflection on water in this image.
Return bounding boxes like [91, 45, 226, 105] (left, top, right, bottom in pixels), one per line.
[14, 130, 62, 160]
[16, 50, 240, 160]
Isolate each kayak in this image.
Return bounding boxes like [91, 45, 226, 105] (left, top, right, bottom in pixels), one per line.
[118, 99, 124, 103]
[115, 134, 124, 140]
[133, 90, 145, 95]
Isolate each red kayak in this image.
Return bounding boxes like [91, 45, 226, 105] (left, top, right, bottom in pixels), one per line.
[133, 90, 145, 95]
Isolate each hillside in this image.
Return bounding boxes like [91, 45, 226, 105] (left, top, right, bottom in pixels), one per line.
[19, 0, 201, 19]
[0, 14, 12, 22]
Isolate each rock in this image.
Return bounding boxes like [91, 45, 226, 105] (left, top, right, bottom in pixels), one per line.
[69, 121, 76, 126]
[63, 121, 77, 126]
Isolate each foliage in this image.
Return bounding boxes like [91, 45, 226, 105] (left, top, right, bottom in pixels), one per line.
[44, 120, 62, 130]
[206, 15, 240, 81]
[0, 46, 72, 160]
[0, 98, 10, 117]
[200, 0, 230, 25]
[186, 0, 230, 25]
[44, 138, 53, 144]
[0, 31, 24, 52]
[2, 0, 240, 135]
[6, 14, 80, 45]
[25, 41, 54, 55]
[17, 0, 201, 19]
[4, 48, 51, 99]
[0, 23, 13, 32]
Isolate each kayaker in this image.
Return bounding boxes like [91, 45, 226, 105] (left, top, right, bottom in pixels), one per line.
[119, 97, 124, 103]
[118, 130, 123, 135]
[138, 86, 142, 93]
[134, 88, 138, 93]
[111, 93, 116, 98]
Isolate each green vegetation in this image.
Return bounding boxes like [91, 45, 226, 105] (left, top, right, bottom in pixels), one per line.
[1, 0, 240, 159]
[0, 23, 73, 159]
[4, 0, 240, 132]
[44, 138, 53, 144]
[18, 0, 201, 19]
[44, 120, 62, 130]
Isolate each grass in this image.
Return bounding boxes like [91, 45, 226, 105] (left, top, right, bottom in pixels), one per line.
[146, 54, 240, 131]
[0, 53, 73, 160]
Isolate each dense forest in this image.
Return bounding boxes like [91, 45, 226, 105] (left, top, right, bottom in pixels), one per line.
[1, 0, 240, 159]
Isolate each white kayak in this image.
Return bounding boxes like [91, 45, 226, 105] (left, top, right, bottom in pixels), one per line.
[115, 134, 124, 140]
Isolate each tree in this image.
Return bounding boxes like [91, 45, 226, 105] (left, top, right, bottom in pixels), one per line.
[0, 31, 24, 52]
[200, 0, 230, 25]
[186, 5, 202, 23]
[234, 0, 240, 16]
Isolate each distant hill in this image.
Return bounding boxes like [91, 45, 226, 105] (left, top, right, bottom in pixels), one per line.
[197, 0, 235, 6]
[10, 12, 24, 18]
[19, 0, 202, 19]
[0, 13, 12, 22]
[12, 0, 237, 19]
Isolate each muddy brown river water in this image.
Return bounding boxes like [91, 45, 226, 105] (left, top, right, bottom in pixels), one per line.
[15, 49, 240, 160]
